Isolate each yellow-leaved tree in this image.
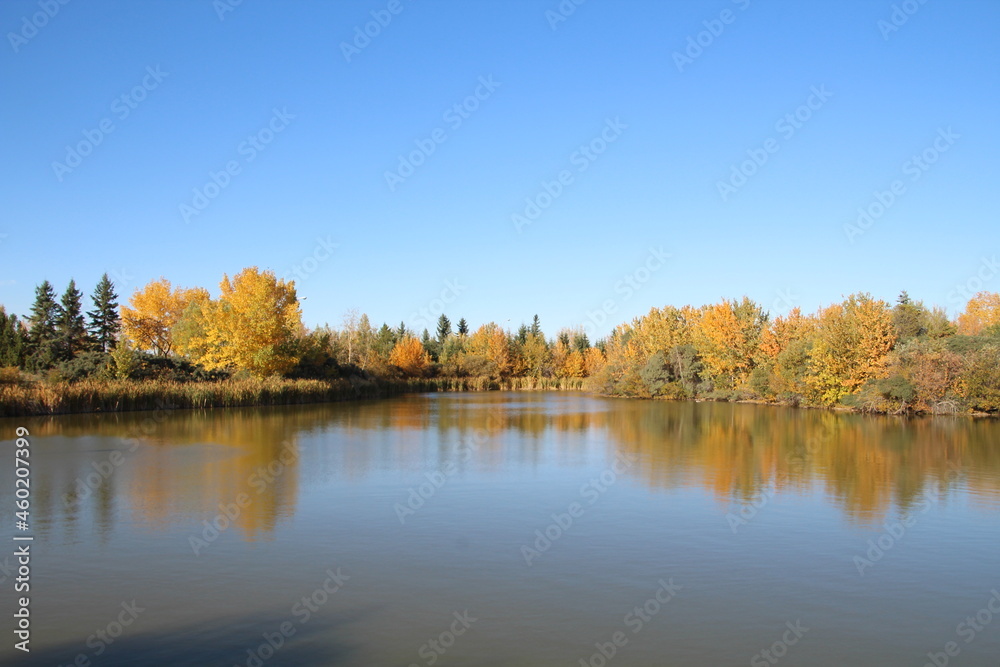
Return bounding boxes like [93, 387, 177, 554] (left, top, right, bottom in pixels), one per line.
[175, 267, 302, 377]
[806, 293, 896, 404]
[121, 278, 209, 355]
[956, 292, 1000, 335]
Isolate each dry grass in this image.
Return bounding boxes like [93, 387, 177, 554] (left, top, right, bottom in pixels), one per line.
[0, 375, 586, 417]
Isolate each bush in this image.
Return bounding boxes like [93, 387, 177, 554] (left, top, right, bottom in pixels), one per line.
[53, 351, 111, 382]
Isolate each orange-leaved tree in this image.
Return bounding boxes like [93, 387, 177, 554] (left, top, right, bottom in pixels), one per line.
[389, 336, 429, 376]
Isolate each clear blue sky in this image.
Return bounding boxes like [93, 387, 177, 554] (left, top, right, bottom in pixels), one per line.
[2, 0, 997, 338]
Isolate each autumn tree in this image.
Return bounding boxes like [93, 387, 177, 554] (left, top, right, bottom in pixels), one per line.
[87, 273, 120, 352]
[807, 293, 896, 404]
[956, 292, 1000, 335]
[691, 297, 767, 389]
[389, 335, 430, 376]
[176, 267, 302, 377]
[121, 278, 207, 355]
[466, 322, 511, 376]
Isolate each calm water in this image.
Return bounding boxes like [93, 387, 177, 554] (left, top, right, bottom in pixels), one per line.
[2, 392, 999, 666]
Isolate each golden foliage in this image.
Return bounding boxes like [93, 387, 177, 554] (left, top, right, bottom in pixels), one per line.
[807, 294, 896, 404]
[466, 323, 511, 376]
[121, 278, 208, 355]
[177, 267, 302, 377]
[956, 291, 1000, 335]
[389, 336, 429, 376]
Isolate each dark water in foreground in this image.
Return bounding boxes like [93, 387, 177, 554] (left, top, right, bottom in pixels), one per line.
[1, 392, 999, 666]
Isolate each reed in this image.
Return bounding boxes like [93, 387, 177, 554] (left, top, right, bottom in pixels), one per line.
[0, 375, 585, 417]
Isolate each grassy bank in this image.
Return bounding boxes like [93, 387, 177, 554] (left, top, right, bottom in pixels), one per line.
[0, 375, 587, 418]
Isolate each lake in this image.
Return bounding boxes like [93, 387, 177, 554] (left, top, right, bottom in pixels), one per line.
[2, 392, 999, 666]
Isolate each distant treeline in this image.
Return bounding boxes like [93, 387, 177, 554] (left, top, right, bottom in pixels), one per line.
[1, 268, 998, 416]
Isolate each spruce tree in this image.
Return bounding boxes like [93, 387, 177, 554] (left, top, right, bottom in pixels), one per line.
[0, 307, 25, 367]
[530, 314, 542, 338]
[457, 318, 469, 336]
[436, 314, 452, 342]
[87, 273, 120, 352]
[25, 280, 60, 370]
[57, 279, 88, 360]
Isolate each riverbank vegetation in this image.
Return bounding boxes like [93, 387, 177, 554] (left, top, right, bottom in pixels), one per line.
[0, 268, 997, 417]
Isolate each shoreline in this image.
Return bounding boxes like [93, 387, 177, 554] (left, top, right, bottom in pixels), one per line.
[1, 376, 994, 419]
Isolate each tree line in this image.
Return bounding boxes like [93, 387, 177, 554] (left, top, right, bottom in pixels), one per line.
[1, 268, 998, 414]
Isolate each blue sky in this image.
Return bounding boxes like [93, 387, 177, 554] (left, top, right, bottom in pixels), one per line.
[1, 0, 998, 338]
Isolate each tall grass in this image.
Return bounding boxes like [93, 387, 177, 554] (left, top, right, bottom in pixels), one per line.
[0, 375, 586, 417]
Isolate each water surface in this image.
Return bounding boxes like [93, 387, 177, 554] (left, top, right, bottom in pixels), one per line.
[2, 392, 998, 666]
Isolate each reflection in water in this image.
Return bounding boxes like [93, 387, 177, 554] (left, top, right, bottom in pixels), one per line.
[21, 393, 1000, 543]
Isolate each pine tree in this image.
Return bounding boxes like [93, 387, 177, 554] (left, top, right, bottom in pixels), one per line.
[56, 279, 88, 360]
[25, 280, 61, 370]
[0, 307, 26, 367]
[436, 314, 452, 342]
[396, 321, 407, 341]
[516, 324, 529, 344]
[457, 318, 469, 336]
[87, 273, 120, 352]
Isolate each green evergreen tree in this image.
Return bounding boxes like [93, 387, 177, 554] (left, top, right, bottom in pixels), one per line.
[87, 273, 120, 352]
[457, 318, 469, 336]
[396, 321, 408, 341]
[25, 280, 61, 370]
[436, 314, 452, 342]
[516, 324, 529, 345]
[0, 307, 26, 367]
[530, 314, 542, 338]
[57, 279, 88, 360]
[375, 323, 395, 360]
